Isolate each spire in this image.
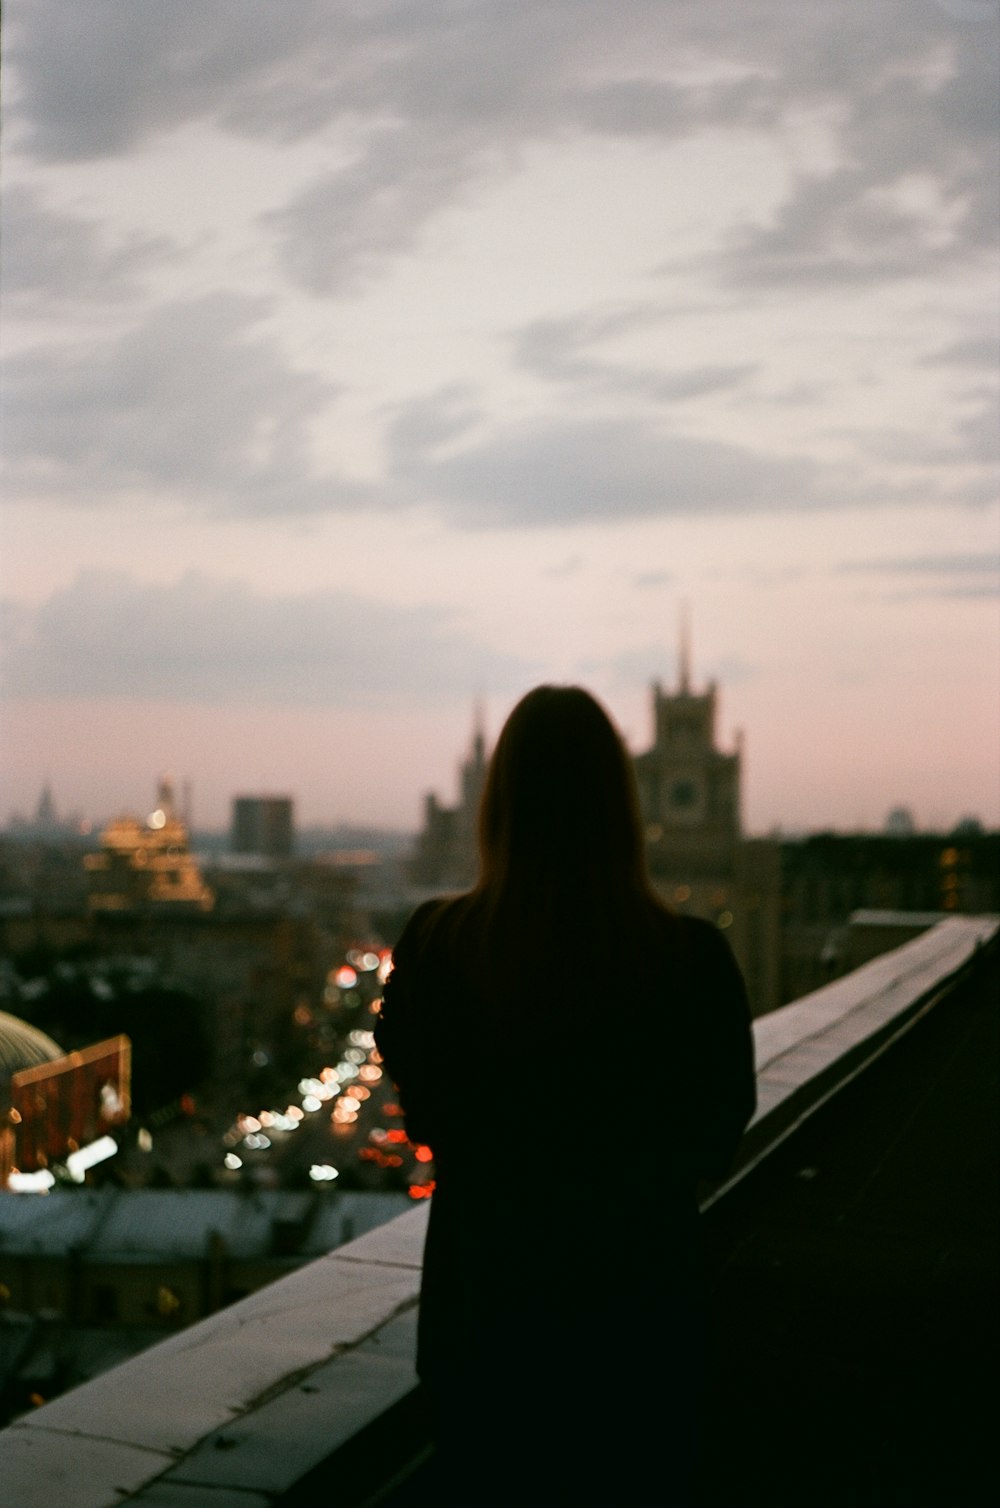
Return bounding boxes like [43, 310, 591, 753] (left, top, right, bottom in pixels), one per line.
[156, 773, 176, 821]
[471, 697, 487, 765]
[678, 600, 692, 693]
[36, 780, 57, 827]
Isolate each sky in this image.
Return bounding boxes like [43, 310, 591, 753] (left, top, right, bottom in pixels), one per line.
[1, 0, 998, 838]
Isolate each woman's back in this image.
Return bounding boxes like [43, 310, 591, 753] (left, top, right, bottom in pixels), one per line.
[377, 893, 754, 1505]
[380, 888, 752, 1185]
[373, 686, 756, 1504]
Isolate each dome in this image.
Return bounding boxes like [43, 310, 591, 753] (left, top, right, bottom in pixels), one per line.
[0, 1009, 64, 1081]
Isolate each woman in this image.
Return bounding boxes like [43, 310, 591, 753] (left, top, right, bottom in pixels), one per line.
[375, 685, 756, 1506]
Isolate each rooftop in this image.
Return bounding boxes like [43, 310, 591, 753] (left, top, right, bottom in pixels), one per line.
[0, 914, 996, 1506]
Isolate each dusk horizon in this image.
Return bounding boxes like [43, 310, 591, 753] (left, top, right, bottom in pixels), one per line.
[3, 2, 998, 838]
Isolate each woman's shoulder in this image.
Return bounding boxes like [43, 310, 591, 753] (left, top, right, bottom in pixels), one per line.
[392, 892, 477, 961]
[644, 906, 744, 987]
[674, 910, 730, 951]
[643, 900, 719, 953]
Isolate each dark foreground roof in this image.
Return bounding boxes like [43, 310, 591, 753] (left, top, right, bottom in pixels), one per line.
[697, 943, 998, 1508]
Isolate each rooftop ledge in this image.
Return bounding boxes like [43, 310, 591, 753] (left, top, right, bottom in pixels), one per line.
[2, 913, 997, 1508]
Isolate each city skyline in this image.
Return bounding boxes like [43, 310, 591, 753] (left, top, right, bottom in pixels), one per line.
[7, 708, 992, 841]
[2, 2, 999, 835]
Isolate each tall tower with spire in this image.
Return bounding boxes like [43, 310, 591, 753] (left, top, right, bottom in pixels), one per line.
[35, 782, 58, 831]
[631, 612, 781, 1015]
[634, 613, 742, 869]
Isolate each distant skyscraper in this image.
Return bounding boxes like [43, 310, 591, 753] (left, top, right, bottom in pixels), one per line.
[35, 782, 58, 831]
[231, 796, 295, 860]
[884, 806, 916, 836]
[407, 712, 488, 890]
[7, 780, 85, 837]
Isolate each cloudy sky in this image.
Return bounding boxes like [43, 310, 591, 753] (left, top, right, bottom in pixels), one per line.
[2, 0, 998, 837]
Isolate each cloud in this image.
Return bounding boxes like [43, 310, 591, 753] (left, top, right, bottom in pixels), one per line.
[714, 27, 1000, 290]
[955, 402, 1000, 467]
[837, 551, 1000, 576]
[5, 4, 996, 527]
[12, 3, 995, 300]
[0, 185, 175, 312]
[7, 1, 689, 162]
[263, 127, 498, 297]
[5, 1, 333, 160]
[3, 292, 367, 513]
[381, 384, 482, 456]
[0, 570, 534, 705]
[719, 164, 996, 290]
[836, 550, 1000, 599]
[920, 335, 1000, 370]
[8, 280, 987, 526]
[510, 307, 756, 402]
[388, 410, 855, 527]
[841, 395, 1000, 470]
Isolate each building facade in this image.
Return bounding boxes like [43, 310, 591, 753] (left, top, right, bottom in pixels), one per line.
[85, 777, 214, 915]
[231, 797, 295, 861]
[632, 664, 782, 1016]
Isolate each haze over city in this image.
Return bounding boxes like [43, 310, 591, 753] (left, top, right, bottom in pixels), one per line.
[2, 1, 998, 836]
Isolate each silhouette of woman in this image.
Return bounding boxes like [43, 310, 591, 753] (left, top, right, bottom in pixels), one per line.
[375, 685, 756, 1506]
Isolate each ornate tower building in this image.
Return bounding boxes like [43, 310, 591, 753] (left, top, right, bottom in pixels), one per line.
[634, 655, 742, 875]
[631, 620, 780, 1016]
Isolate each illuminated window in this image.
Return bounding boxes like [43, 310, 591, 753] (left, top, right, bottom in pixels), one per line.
[156, 1285, 182, 1318]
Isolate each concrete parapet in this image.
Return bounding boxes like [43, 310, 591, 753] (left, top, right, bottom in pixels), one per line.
[1, 915, 996, 1507]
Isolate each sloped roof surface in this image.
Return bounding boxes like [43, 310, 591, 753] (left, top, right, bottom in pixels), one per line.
[0, 1010, 64, 1080]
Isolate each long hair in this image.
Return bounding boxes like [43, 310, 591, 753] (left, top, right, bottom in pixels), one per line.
[451, 685, 672, 988]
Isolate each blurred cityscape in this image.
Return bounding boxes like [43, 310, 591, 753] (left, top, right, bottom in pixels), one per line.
[1, 658, 997, 1420]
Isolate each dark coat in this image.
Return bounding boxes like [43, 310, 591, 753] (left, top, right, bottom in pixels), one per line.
[375, 896, 756, 1505]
